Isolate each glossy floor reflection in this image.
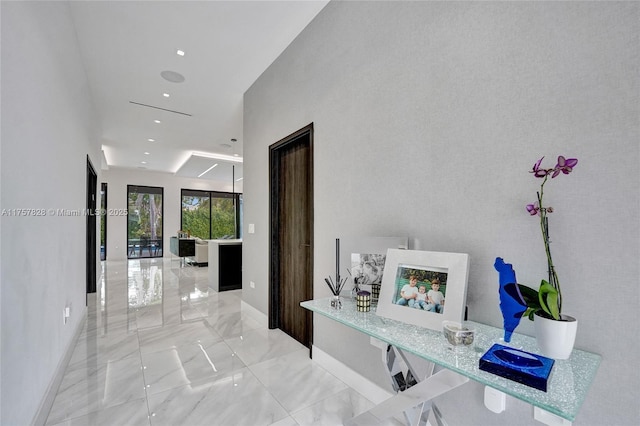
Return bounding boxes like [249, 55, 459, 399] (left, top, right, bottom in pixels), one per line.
[45, 258, 381, 426]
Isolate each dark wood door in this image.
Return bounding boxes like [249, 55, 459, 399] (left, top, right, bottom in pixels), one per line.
[270, 124, 313, 349]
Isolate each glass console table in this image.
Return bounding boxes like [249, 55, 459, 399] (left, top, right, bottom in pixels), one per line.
[301, 298, 600, 425]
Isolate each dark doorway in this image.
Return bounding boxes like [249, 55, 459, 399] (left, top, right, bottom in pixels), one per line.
[269, 124, 314, 350]
[86, 157, 97, 295]
[100, 183, 107, 261]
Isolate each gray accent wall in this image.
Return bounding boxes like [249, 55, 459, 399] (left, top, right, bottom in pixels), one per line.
[243, 1, 639, 425]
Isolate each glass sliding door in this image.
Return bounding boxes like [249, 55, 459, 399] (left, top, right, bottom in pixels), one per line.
[181, 190, 241, 240]
[127, 185, 163, 258]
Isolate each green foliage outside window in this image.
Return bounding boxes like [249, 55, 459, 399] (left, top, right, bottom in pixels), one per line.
[210, 198, 236, 238]
[181, 192, 238, 239]
[182, 196, 210, 239]
[128, 190, 162, 240]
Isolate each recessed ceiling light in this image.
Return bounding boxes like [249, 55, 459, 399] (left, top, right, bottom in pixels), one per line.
[144, 152, 150, 155]
[176, 50, 185, 56]
[198, 163, 218, 178]
[163, 93, 170, 98]
[141, 161, 147, 164]
[154, 120, 161, 124]
[148, 138, 155, 142]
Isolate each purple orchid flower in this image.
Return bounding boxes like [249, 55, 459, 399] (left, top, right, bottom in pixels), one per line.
[551, 156, 578, 178]
[531, 157, 548, 178]
[524, 154, 578, 319]
[526, 203, 539, 216]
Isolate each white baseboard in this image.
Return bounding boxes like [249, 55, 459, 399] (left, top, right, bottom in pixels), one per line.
[311, 345, 394, 404]
[240, 299, 269, 328]
[32, 307, 87, 426]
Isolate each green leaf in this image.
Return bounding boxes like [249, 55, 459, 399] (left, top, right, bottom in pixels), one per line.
[538, 280, 560, 320]
[516, 284, 543, 321]
[523, 307, 537, 321]
[517, 284, 541, 307]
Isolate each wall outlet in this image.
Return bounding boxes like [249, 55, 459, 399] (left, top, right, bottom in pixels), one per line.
[250, 281, 255, 289]
[63, 305, 71, 325]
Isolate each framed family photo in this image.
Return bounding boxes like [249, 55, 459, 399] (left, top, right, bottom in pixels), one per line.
[376, 249, 470, 331]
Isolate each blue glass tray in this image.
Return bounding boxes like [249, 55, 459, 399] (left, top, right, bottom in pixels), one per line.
[479, 343, 554, 392]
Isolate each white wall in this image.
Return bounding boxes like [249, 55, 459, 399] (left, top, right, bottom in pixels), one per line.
[101, 167, 241, 261]
[243, 1, 639, 425]
[0, 2, 101, 424]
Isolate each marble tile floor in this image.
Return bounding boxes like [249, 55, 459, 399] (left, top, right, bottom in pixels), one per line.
[45, 258, 393, 426]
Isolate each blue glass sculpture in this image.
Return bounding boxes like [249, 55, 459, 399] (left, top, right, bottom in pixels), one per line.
[494, 257, 527, 342]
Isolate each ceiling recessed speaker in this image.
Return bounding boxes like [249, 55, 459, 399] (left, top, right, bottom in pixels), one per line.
[160, 70, 185, 83]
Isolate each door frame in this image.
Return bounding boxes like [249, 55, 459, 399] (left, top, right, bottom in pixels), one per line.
[86, 156, 97, 295]
[268, 123, 314, 338]
[100, 182, 108, 261]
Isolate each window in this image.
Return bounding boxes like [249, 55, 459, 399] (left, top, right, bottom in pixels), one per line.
[181, 189, 242, 239]
[127, 185, 163, 258]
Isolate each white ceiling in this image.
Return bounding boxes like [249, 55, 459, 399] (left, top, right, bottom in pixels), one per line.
[69, 0, 329, 183]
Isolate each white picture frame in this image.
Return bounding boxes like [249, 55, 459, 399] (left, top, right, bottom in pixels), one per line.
[376, 249, 470, 331]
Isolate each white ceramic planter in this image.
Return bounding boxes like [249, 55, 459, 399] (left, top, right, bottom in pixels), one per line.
[534, 313, 578, 360]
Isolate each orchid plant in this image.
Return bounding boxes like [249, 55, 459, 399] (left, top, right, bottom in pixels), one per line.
[518, 155, 578, 321]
